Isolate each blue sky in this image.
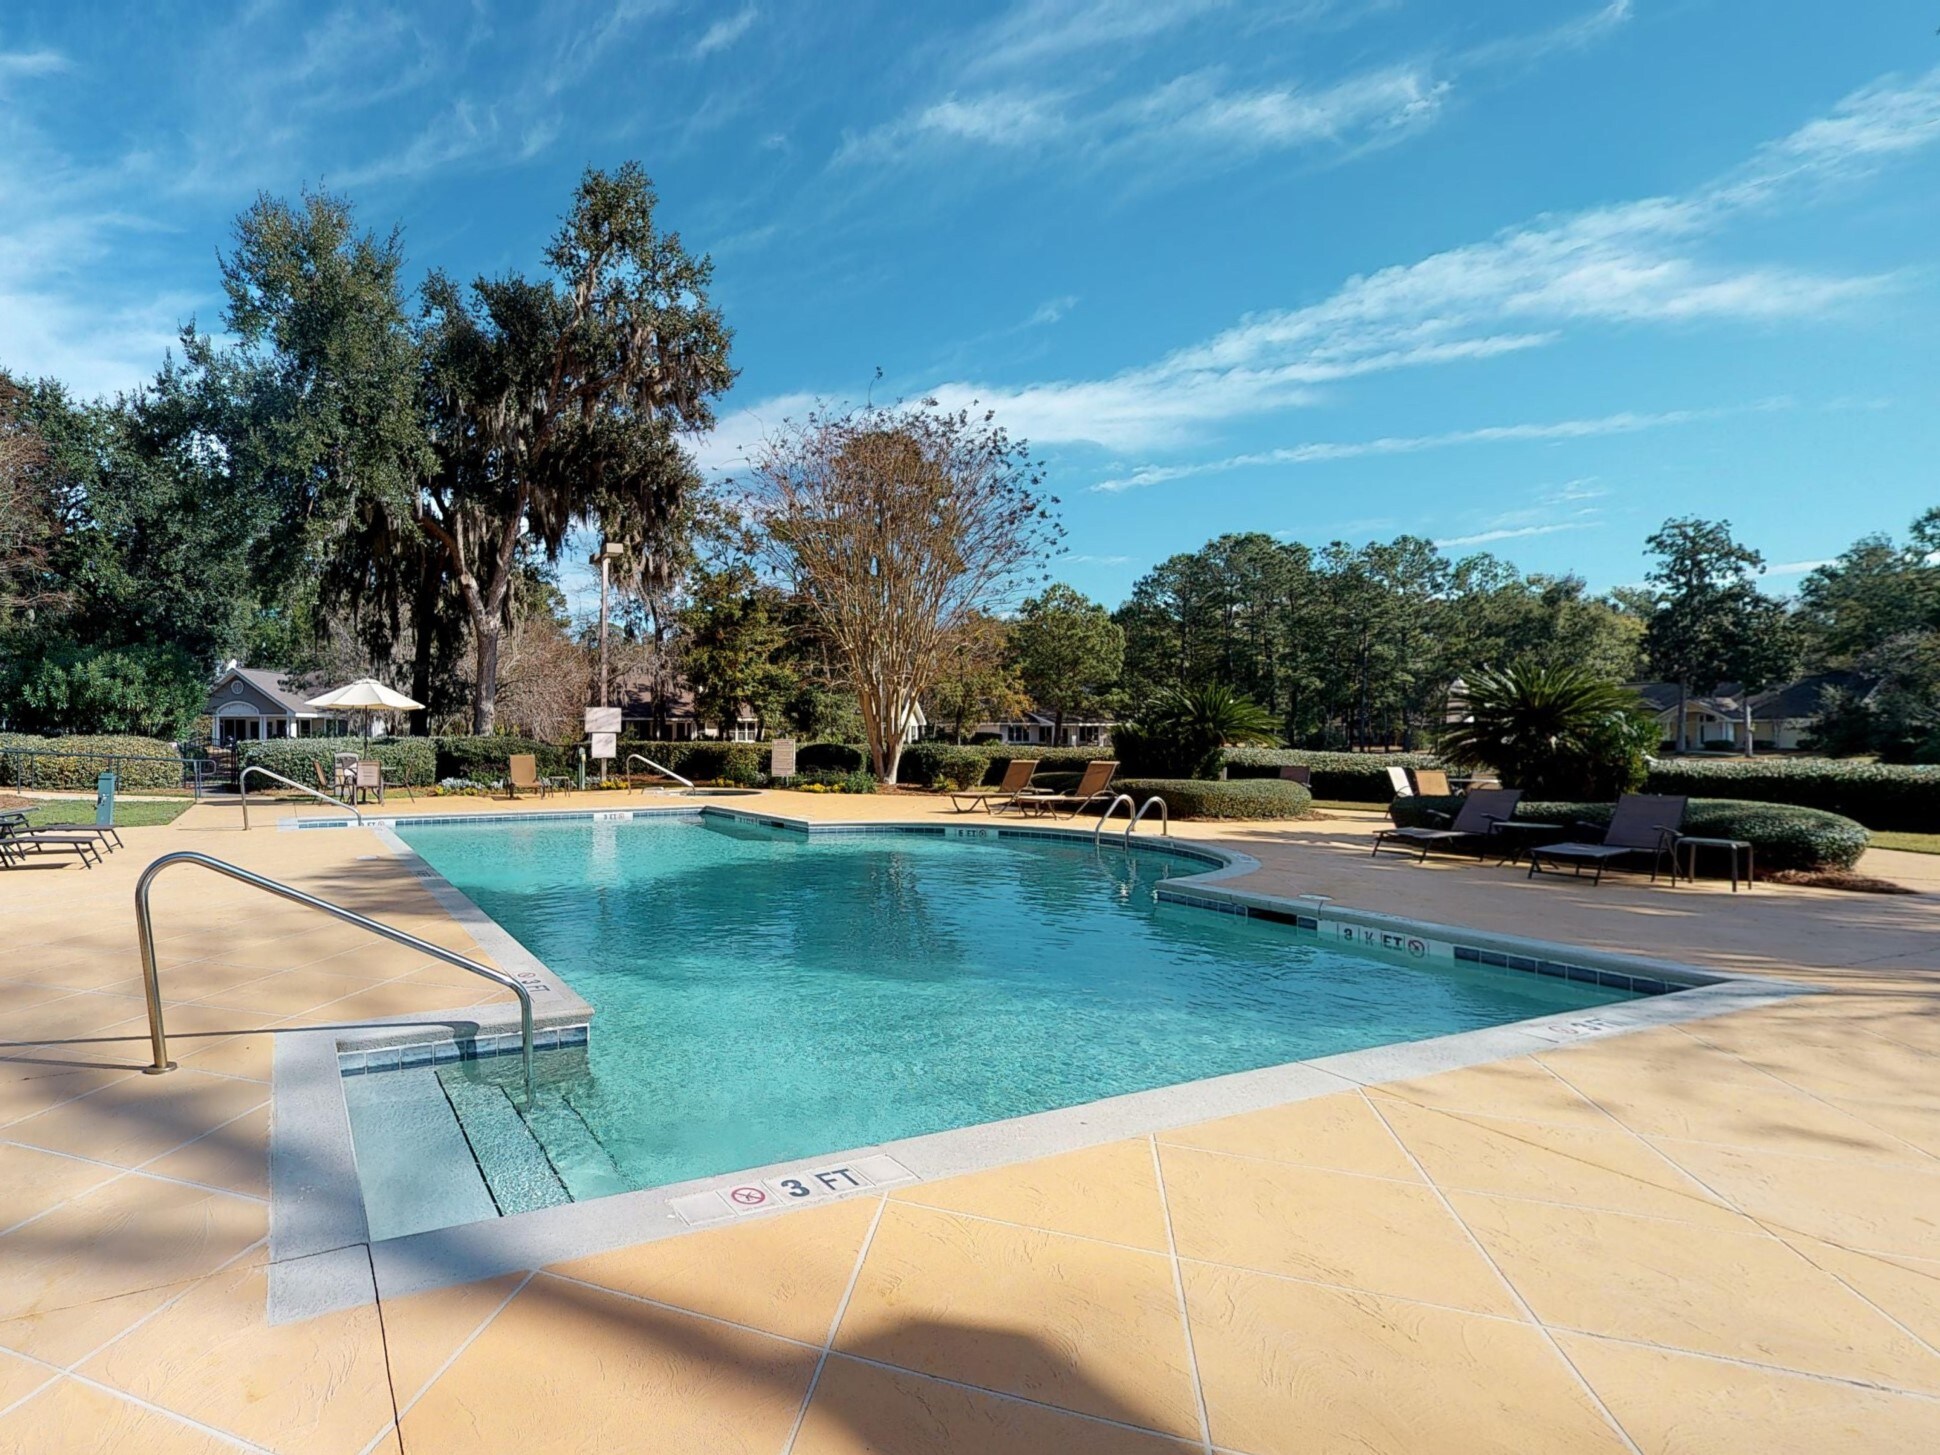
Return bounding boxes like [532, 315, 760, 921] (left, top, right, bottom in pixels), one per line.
[3, 1, 1938, 614]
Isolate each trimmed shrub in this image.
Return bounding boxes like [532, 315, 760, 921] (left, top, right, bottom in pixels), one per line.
[796, 742, 864, 774]
[1639, 757, 1940, 833]
[0, 732, 189, 791]
[433, 736, 570, 783]
[793, 769, 877, 793]
[1115, 777, 1314, 820]
[1389, 794, 1868, 874]
[720, 742, 762, 786]
[242, 737, 438, 788]
[1224, 748, 1439, 802]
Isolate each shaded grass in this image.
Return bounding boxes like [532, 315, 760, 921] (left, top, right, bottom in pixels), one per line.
[18, 799, 192, 829]
[1867, 831, 1940, 857]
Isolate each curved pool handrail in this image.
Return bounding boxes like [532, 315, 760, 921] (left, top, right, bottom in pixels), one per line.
[239, 765, 361, 830]
[1093, 793, 1137, 843]
[1127, 795, 1169, 841]
[628, 753, 695, 790]
[133, 851, 534, 1099]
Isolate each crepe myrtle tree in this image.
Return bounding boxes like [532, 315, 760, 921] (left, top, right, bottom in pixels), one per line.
[749, 400, 1062, 782]
[417, 163, 732, 733]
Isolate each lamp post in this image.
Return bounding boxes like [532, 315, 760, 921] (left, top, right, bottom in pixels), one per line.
[590, 541, 626, 707]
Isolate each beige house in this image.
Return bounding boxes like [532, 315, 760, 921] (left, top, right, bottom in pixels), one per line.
[1630, 672, 1870, 752]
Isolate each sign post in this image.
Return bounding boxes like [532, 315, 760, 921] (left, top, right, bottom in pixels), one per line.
[584, 707, 622, 784]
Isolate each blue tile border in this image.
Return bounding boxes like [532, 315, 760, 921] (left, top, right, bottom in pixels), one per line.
[338, 1022, 589, 1076]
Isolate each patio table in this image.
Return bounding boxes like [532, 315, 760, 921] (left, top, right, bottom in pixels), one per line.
[1487, 820, 1564, 865]
[1676, 835, 1755, 892]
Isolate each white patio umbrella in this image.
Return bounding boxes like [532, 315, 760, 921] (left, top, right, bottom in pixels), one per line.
[304, 679, 424, 753]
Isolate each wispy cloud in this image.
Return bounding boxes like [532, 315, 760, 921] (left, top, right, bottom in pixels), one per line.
[1765, 558, 1836, 576]
[1461, 0, 1633, 70]
[1057, 552, 1132, 566]
[0, 48, 69, 80]
[1434, 520, 1602, 548]
[1089, 406, 1763, 492]
[964, 0, 1238, 75]
[693, 6, 759, 60]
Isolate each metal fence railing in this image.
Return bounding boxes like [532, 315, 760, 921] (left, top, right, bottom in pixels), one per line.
[0, 748, 219, 799]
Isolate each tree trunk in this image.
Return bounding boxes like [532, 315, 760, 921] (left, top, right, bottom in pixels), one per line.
[409, 553, 437, 737]
[1053, 705, 1066, 746]
[1676, 682, 1688, 753]
[472, 624, 500, 735]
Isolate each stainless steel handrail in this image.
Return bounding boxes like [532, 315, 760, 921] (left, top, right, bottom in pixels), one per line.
[1127, 795, 1170, 841]
[1092, 793, 1137, 843]
[628, 753, 695, 790]
[134, 851, 535, 1098]
[240, 766, 362, 830]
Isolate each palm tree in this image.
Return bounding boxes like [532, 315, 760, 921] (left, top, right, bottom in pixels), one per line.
[1117, 683, 1280, 779]
[1440, 663, 1655, 799]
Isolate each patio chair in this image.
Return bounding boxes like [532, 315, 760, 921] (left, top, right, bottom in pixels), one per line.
[353, 760, 383, 805]
[1411, 767, 1453, 796]
[1527, 794, 1688, 887]
[0, 820, 104, 869]
[1387, 765, 1413, 798]
[0, 809, 120, 852]
[1371, 789, 1522, 862]
[948, 758, 1036, 814]
[1015, 760, 1119, 820]
[506, 754, 550, 800]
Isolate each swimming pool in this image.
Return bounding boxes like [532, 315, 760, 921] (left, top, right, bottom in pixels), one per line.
[344, 815, 1639, 1238]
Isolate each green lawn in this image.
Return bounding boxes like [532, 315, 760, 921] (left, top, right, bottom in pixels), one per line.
[1865, 831, 1940, 856]
[16, 799, 192, 829]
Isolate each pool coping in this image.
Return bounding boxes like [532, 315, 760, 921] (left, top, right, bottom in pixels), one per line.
[265, 805, 1811, 1321]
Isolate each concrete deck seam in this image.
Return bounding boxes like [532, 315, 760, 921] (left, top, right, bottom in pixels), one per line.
[781, 1191, 889, 1454]
[370, 1267, 536, 1450]
[1149, 1134, 1216, 1454]
[1546, 1328, 1940, 1402]
[1358, 1089, 1649, 1455]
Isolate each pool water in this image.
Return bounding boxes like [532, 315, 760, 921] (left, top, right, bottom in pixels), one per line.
[352, 816, 1633, 1233]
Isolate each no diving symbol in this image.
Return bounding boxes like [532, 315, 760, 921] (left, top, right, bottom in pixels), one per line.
[728, 1186, 769, 1208]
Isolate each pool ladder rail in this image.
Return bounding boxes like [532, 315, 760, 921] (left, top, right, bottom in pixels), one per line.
[628, 752, 695, 791]
[238, 765, 361, 830]
[133, 851, 535, 1099]
[1094, 793, 1170, 845]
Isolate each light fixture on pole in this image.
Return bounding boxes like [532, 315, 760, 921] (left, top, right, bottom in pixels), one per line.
[590, 541, 626, 708]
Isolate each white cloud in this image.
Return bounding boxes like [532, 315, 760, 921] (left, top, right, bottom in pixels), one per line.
[1057, 552, 1132, 565]
[965, 0, 1237, 74]
[0, 49, 69, 80]
[692, 6, 759, 60]
[1461, 0, 1632, 70]
[1765, 559, 1837, 577]
[1434, 521, 1602, 549]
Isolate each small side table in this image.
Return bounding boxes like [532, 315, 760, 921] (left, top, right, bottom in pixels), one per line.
[1488, 821, 1563, 865]
[1676, 836, 1754, 892]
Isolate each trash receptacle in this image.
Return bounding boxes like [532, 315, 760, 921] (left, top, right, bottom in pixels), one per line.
[95, 771, 116, 827]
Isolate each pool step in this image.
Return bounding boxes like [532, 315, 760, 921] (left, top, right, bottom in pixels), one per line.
[522, 1096, 631, 1202]
[439, 1074, 572, 1217]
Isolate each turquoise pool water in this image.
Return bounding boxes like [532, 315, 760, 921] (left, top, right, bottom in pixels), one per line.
[357, 814, 1634, 1220]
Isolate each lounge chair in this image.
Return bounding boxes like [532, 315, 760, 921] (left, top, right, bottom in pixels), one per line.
[1015, 760, 1119, 820]
[1388, 765, 1413, 798]
[1411, 767, 1453, 796]
[1527, 794, 1687, 886]
[1371, 788, 1523, 862]
[949, 758, 1036, 814]
[0, 820, 104, 869]
[0, 810, 120, 852]
[506, 754, 550, 800]
[352, 760, 383, 805]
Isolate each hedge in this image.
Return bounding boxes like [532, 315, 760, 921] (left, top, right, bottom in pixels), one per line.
[1225, 748, 1439, 802]
[1115, 777, 1314, 821]
[1638, 758, 1940, 833]
[0, 733, 189, 791]
[241, 737, 439, 787]
[1390, 794, 1868, 874]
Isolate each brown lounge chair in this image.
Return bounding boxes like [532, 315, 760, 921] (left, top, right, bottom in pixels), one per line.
[0, 820, 104, 869]
[948, 759, 1036, 814]
[1411, 767, 1453, 796]
[1527, 794, 1687, 886]
[0, 809, 120, 852]
[1015, 760, 1119, 820]
[1371, 788, 1523, 862]
[506, 754, 550, 799]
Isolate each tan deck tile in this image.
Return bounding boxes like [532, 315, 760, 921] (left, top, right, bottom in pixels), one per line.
[1364, 1056, 1615, 1129]
[1181, 1262, 1631, 1455]
[0, 1347, 54, 1411]
[890, 1139, 1173, 1251]
[1157, 1091, 1425, 1181]
[0, 1376, 244, 1455]
[1450, 1192, 1940, 1394]
[792, 1354, 1199, 1455]
[550, 1194, 879, 1345]
[138, 1104, 269, 1199]
[376, 1272, 529, 1410]
[186, 967, 395, 1017]
[1817, 1095, 1940, 1160]
[1559, 1334, 1940, 1455]
[287, 980, 482, 1022]
[1374, 1100, 1743, 1227]
[1788, 1243, 1940, 1352]
[1646, 1138, 1940, 1258]
[0, 981, 81, 1014]
[79, 1259, 394, 1455]
[0, 1175, 264, 1323]
[0, 1281, 185, 1368]
[1157, 1144, 1520, 1317]
[0, 1144, 122, 1234]
[1538, 1041, 1925, 1160]
[3, 1069, 266, 1172]
[832, 1202, 1201, 1439]
[398, 1274, 817, 1454]
[0, 990, 146, 1042]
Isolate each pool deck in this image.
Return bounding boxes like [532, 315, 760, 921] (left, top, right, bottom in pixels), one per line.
[1, 789, 1936, 1453]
